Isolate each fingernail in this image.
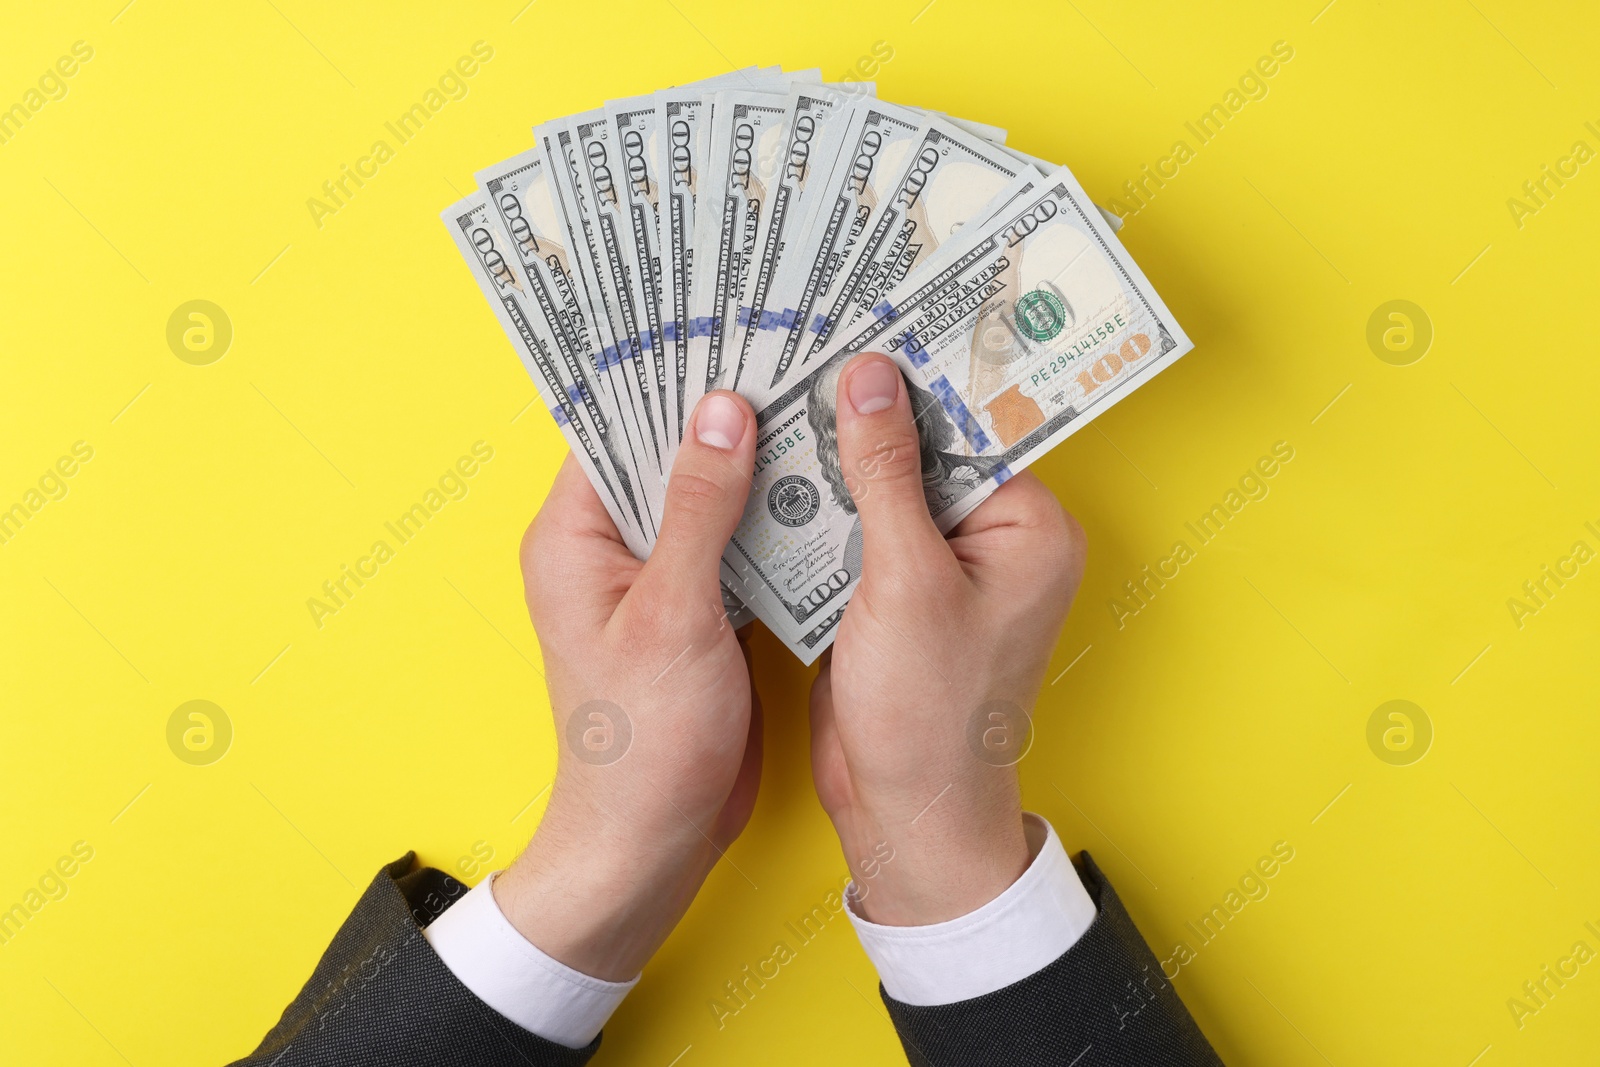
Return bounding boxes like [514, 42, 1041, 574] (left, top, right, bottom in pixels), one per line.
[847, 357, 900, 415]
[695, 393, 745, 451]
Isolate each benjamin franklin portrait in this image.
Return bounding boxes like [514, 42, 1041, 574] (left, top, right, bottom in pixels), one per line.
[805, 353, 1005, 576]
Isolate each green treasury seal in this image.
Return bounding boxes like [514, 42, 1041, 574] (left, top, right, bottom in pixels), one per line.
[1015, 288, 1068, 342]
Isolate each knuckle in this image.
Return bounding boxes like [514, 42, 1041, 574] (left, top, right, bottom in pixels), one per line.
[519, 516, 543, 568]
[519, 517, 582, 615]
[1017, 482, 1085, 554]
[1039, 515, 1087, 604]
[1010, 476, 1064, 526]
[1059, 508, 1088, 560]
[668, 466, 732, 517]
[995, 482, 1085, 606]
[855, 431, 921, 487]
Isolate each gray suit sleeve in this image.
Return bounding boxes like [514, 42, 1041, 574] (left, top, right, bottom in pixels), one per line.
[230, 853, 599, 1067]
[881, 851, 1225, 1066]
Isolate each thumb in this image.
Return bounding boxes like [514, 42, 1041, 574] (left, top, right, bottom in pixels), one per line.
[637, 391, 755, 607]
[834, 353, 945, 574]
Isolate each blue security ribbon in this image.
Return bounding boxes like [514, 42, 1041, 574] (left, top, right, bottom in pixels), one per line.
[928, 373, 992, 453]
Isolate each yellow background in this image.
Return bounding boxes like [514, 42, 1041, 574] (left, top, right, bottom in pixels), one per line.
[3, 0, 1597, 1063]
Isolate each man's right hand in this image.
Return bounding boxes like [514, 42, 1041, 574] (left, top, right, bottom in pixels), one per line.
[808, 352, 1088, 927]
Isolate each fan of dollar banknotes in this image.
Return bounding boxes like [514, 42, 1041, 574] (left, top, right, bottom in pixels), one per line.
[444, 66, 1191, 663]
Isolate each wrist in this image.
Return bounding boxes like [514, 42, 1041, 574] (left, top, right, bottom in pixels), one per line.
[841, 789, 1032, 926]
[494, 798, 716, 981]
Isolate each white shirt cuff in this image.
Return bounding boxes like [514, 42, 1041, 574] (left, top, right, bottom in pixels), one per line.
[422, 872, 637, 1048]
[845, 812, 1095, 1006]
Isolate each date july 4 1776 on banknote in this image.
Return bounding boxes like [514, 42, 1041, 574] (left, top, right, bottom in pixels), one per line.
[443, 66, 1188, 663]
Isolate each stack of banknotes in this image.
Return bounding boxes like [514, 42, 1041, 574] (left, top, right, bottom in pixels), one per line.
[443, 67, 1191, 662]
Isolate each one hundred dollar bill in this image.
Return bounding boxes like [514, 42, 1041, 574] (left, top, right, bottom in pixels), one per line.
[745, 124, 1115, 404]
[727, 84, 875, 400]
[605, 71, 775, 453]
[655, 88, 715, 465]
[785, 105, 1027, 375]
[1000, 144, 1123, 232]
[920, 109, 1006, 145]
[653, 72, 802, 460]
[538, 112, 666, 491]
[807, 119, 1042, 374]
[443, 195, 649, 557]
[720, 166, 1192, 661]
[601, 95, 676, 461]
[575, 111, 671, 465]
[760, 99, 928, 389]
[683, 90, 796, 409]
[476, 148, 661, 540]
